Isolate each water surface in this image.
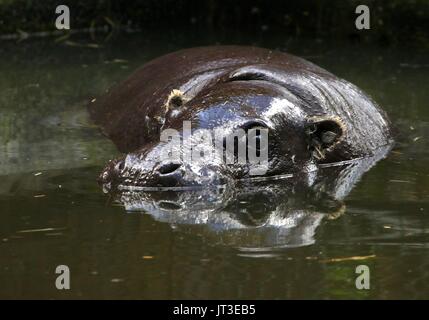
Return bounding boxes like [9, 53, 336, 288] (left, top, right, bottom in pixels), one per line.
[0, 32, 428, 299]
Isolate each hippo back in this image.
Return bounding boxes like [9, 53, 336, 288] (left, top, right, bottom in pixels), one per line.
[89, 46, 392, 159]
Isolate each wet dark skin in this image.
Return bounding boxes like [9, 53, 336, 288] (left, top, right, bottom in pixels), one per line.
[89, 46, 393, 189]
[112, 145, 392, 248]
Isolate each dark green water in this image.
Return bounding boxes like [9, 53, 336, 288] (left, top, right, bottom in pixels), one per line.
[0, 32, 428, 299]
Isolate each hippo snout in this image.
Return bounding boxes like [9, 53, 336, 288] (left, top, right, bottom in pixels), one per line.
[98, 147, 231, 191]
[98, 158, 124, 187]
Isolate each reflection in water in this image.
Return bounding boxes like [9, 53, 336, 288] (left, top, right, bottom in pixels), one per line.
[0, 34, 428, 299]
[112, 145, 392, 250]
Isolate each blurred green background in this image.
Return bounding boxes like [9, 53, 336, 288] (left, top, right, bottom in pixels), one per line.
[0, 0, 427, 47]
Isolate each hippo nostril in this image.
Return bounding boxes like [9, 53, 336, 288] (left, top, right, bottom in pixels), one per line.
[113, 159, 125, 173]
[158, 162, 182, 175]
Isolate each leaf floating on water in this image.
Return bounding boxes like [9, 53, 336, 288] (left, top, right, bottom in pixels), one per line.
[86, 43, 101, 49]
[321, 254, 376, 263]
[389, 179, 413, 184]
[64, 40, 101, 49]
[54, 33, 70, 43]
[17, 227, 66, 234]
[104, 16, 116, 28]
[142, 256, 154, 260]
[112, 59, 128, 64]
[305, 256, 318, 260]
[400, 63, 429, 68]
[63, 40, 81, 47]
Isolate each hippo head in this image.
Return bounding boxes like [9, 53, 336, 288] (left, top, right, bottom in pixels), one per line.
[98, 69, 345, 191]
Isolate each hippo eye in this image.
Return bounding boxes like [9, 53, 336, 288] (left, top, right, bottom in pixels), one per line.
[221, 121, 269, 164]
[241, 120, 268, 132]
[241, 121, 269, 141]
[242, 121, 269, 158]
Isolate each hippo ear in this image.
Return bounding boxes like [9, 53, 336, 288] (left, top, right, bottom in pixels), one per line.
[164, 89, 188, 112]
[305, 116, 346, 160]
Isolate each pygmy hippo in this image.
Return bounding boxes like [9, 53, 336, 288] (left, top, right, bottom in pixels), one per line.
[89, 46, 393, 190]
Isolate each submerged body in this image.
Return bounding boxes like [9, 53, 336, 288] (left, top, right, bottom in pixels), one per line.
[89, 46, 393, 189]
